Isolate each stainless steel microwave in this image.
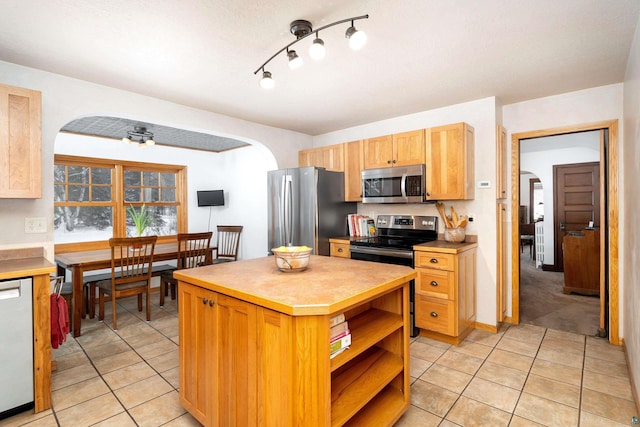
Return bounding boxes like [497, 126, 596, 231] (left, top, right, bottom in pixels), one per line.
[361, 164, 427, 203]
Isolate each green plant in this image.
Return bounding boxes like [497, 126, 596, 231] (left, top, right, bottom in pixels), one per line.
[127, 204, 153, 236]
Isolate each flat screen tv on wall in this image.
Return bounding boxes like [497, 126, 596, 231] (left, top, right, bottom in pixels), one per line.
[197, 190, 225, 207]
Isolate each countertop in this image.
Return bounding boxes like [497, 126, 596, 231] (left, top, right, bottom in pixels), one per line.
[174, 255, 416, 316]
[0, 248, 56, 281]
[414, 240, 478, 254]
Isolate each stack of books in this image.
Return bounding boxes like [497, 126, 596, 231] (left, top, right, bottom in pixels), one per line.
[330, 313, 351, 359]
[347, 214, 376, 237]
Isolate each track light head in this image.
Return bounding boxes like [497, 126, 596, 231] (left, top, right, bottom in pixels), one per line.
[260, 70, 275, 89]
[345, 24, 367, 50]
[309, 37, 326, 60]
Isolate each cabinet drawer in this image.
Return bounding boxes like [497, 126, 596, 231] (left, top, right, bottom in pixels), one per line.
[415, 251, 455, 271]
[415, 295, 454, 336]
[330, 242, 351, 258]
[415, 268, 454, 299]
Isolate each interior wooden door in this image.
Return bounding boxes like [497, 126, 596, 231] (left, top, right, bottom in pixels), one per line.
[553, 162, 600, 271]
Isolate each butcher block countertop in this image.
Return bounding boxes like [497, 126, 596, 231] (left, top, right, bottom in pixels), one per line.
[0, 247, 55, 280]
[173, 255, 416, 316]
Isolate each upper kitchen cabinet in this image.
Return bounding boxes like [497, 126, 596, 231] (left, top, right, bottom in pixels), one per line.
[0, 84, 42, 198]
[344, 139, 363, 202]
[363, 130, 425, 169]
[298, 143, 344, 172]
[426, 123, 474, 200]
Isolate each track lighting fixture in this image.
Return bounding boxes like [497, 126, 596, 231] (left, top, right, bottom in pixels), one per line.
[122, 126, 156, 147]
[254, 14, 368, 88]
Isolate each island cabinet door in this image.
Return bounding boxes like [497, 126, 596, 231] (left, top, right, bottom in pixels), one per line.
[215, 294, 258, 426]
[178, 282, 218, 426]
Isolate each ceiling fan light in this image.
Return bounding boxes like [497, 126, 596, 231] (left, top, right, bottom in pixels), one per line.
[346, 26, 367, 50]
[309, 38, 326, 60]
[260, 70, 275, 89]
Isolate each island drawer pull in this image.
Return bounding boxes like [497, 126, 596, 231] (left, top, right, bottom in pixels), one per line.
[337, 248, 343, 253]
[430, 311, 438, 317]
[202, 298, 208, 305]
[430, 258, 438, 263]
[209, 300, 214, 307]
[430, 280, 438, 287]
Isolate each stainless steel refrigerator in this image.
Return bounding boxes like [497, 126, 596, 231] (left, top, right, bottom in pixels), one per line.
[268, 167, 355, 256]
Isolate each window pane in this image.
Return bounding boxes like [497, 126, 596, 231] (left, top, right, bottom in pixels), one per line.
[126, 205, 177, 237]
[161, 188, 176, 202]
[143, 188, 159, 202]
[54, 184, 66, 202]
[54, 206, 113, 243]
[124, 187, 141, 202]
[143, 171, 159, 186]
[54, 165, 66, 183]
[92, 186, 111, 202]
[68, 166, 89, 183]
[124, 170, 141, 186]
[161, 173, 175, 186]
[69, 185, 90, 202]
[92, 168, 111, 185]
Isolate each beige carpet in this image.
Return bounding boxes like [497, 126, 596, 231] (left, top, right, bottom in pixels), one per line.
[519, 251, 601, 336]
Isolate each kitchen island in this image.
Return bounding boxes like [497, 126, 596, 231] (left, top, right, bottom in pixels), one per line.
[174, 255, 416, 427]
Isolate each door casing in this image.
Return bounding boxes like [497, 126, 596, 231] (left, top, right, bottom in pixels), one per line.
[509, 120, 618, 344]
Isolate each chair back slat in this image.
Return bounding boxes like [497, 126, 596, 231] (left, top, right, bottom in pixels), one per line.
[215, 226, 243, 261]
[177, 232, 213, 269]
[109, 236, 157, 285]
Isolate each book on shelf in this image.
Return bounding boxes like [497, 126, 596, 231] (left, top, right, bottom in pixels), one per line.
[329, 313, 345, 328]
[330, 320, 349, 341]
[330, 346, 349, 359]
[330, 333, 352, 356]
[347, 214, 374, 237]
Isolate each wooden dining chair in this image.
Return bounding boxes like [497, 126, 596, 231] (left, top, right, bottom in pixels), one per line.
[160, 231, 213, 307]
[211, 225, 243, 264]
[97, 235, 157, 330]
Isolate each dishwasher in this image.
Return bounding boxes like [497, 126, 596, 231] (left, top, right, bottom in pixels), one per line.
[0, 277, 33, 418]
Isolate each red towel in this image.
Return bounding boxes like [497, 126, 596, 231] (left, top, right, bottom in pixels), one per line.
[50, 294, 69, 349]
[50, 294, 61, 349]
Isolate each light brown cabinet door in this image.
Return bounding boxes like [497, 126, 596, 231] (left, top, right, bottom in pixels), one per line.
[426, 123, 475, 200]
[344, 140, 363, 201]
[0, 84, 42, 198]
[178, 283, 217, 426]
[363, 135, 394, 169]
[496, 124, 507, 200]
[393, 129, 425, 167]
[322, 144, 344, 172]
[298, 148, 323, 168]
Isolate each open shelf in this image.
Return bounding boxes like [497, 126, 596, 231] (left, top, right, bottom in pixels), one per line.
[330, 308, 403, 372]
[331, 347, 403, 426]
[342, 385, 407, 427]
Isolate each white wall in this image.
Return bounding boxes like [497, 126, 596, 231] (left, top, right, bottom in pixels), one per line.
[314, 97, 501, 328]
[503, 84, 624, 324]
[622, 11, 640, 410]
[54, 133, 277, 260]
[0, 60, 311, 260]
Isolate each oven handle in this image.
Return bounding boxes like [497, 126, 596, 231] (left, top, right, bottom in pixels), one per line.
[350, 245, 414, 259]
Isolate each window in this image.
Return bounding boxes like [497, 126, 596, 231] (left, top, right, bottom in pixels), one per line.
[54, 155, 186, 251]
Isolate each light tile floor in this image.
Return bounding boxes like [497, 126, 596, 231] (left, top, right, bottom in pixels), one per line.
[1, 296, 638, 427]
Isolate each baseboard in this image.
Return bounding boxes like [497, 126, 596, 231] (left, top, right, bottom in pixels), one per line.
[542, 264, 556, 272]
[622, 340, 640, 419]
[474, 322, 498, 334]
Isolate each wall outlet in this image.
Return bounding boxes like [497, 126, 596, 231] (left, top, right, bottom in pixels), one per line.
[25, 217, 47, 233]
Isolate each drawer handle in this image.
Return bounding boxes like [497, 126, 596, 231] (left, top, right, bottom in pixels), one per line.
[337, 248, 343, 253]
[430, 280, 438, 287]
[430, 258, 438, 264]
[209, 300, 215, 307]
[202, 298, 208, 305]
[430, 311, 438, 318]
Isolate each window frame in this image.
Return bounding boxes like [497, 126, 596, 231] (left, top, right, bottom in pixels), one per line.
[54, 154, 187, 253]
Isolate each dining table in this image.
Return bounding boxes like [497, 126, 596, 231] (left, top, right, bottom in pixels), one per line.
[55, 242, 214, 337]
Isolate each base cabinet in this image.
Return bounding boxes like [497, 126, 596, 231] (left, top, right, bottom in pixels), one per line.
[414, 243, 477, 345]
[330, 238, 351, 258]
[179, 280, 410, 426]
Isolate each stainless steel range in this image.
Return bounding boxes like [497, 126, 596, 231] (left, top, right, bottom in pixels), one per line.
[350, 214, 438, 336]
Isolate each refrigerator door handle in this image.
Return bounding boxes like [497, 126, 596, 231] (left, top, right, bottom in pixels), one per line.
[283, 174, 293, 246]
